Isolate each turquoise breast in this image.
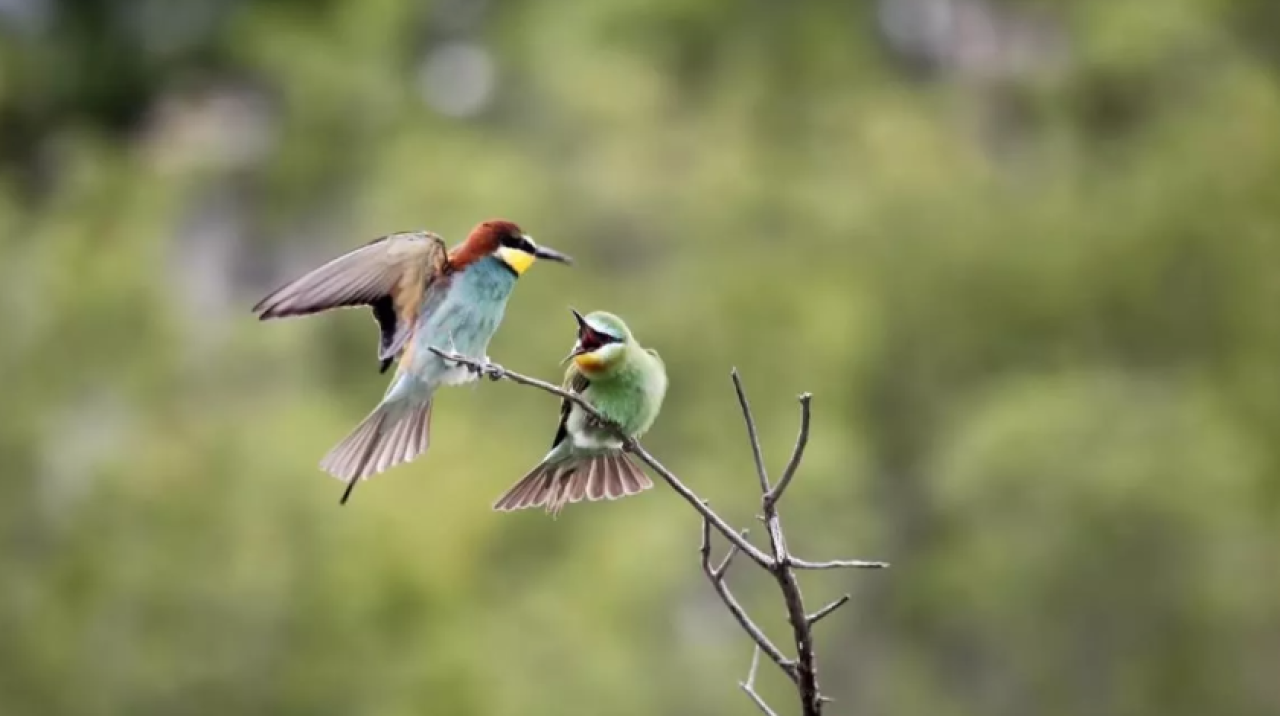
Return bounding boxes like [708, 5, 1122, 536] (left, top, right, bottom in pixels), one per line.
[412, 255, 518, 371]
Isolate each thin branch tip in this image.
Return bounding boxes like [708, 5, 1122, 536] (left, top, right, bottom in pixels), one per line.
[713, 528, 749, 578]
[791, 557, 890, 570]
[731, 369, 771, 494]
[806, 594, 851, 626]
[763, 390, 812, 508]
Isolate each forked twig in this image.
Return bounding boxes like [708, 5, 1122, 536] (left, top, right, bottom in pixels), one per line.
[700, 518, 796, 682]
[426, 348, 889, 715]
[740, 646, 780, 716]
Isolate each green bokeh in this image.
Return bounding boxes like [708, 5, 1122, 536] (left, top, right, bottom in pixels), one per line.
[1, 1, 1278, 715]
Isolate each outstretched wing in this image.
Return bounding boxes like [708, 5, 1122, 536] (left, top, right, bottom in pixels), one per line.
[551, 362, 591, 449]
[252, 231, 450, 373]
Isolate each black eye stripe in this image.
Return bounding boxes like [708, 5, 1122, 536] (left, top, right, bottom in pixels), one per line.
[500, 231, 534, 252]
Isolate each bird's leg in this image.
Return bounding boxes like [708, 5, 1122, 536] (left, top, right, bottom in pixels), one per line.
[584, 413, 623, 435]
[444, 332, 479, 374]
[437, 333, 503, 381]
[445, 332, 462, 364]
[582, 412, 627, 442]
[440, 332, 479, 387]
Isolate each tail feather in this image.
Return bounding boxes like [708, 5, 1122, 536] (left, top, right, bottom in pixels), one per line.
[608, 455, 628, 497]
[615, 453, 652, 494]
[585, 458, 606, 501]
[501, 464, 548, 511]
[569, 462, 590, 503]
[320, 398, 433, 505]
[493, 451, 653, 517]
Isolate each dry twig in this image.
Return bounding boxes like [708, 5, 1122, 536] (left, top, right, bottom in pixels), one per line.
[427, 347, 888, 715]
[740, 646, 780, 716]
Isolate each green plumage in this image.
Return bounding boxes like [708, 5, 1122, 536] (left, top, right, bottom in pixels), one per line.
[494, 310, 668, 516]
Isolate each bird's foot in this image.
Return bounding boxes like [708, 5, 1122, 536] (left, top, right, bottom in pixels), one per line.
[452, 353, 504, 381]
[584, 413, 625, 436]
[479, 356, 505, 381]
[440, 334, 487, 374]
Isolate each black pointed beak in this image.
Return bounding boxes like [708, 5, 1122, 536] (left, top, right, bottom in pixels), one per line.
[562, 308, 590, 364]
[533, 244, 573, 265]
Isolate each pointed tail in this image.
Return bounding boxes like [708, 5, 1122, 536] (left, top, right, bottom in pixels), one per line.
[492, 450, 653, 517]
[320, 396, 434, 505]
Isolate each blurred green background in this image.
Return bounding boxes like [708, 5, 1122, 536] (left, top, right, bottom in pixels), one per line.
[3, 1, 1279, 715]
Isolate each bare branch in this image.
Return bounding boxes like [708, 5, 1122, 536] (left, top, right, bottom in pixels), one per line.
[806, 594, 851, 626]
[764, 393, 811, 509]
[429, 347, 774, 568]
[629, 441, 774, 569]
[739, 646, 781, 716]
[747, 382, 834, 715]
[700, 518, 796, 682]
[715, 529, 746, 579]
[731, 369, 771, 494]
[428, 350, 890, 716]
[773, 557, 822, 714]
[791, 557, 889, 570]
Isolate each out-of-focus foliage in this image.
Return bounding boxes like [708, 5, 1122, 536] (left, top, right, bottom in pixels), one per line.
[2, 1, 1278, 715]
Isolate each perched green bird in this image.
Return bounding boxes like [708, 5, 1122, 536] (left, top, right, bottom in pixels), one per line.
[252, 219, 573, 504]
[493, 309, 668, 516]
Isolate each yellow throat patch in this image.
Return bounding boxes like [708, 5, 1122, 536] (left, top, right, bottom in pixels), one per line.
[573, 351, 609, 373]
[495, 246, 536, 275]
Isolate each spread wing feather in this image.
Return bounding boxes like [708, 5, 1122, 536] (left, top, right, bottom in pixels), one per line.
[252, 231, 449, 372]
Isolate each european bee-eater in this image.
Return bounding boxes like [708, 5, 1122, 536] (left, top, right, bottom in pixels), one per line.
[252, 219, 573, 504]
[493, 309, 668, 517]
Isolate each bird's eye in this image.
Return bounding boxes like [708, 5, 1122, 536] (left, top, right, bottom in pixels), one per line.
[502, 233, 532, 253]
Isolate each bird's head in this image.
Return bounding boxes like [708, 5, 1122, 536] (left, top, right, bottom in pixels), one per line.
[563, 308, 632, 374]
[455, 219, 573, 276]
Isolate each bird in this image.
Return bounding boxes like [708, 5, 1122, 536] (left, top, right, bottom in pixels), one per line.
[251, 219, 574, 504]
[493, 308, 668, 517]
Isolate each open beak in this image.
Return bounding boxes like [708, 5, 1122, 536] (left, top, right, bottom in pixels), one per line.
[530, 239, 573, 265]
[561, 308, 590, 364]
[561, 341, 585, 365]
